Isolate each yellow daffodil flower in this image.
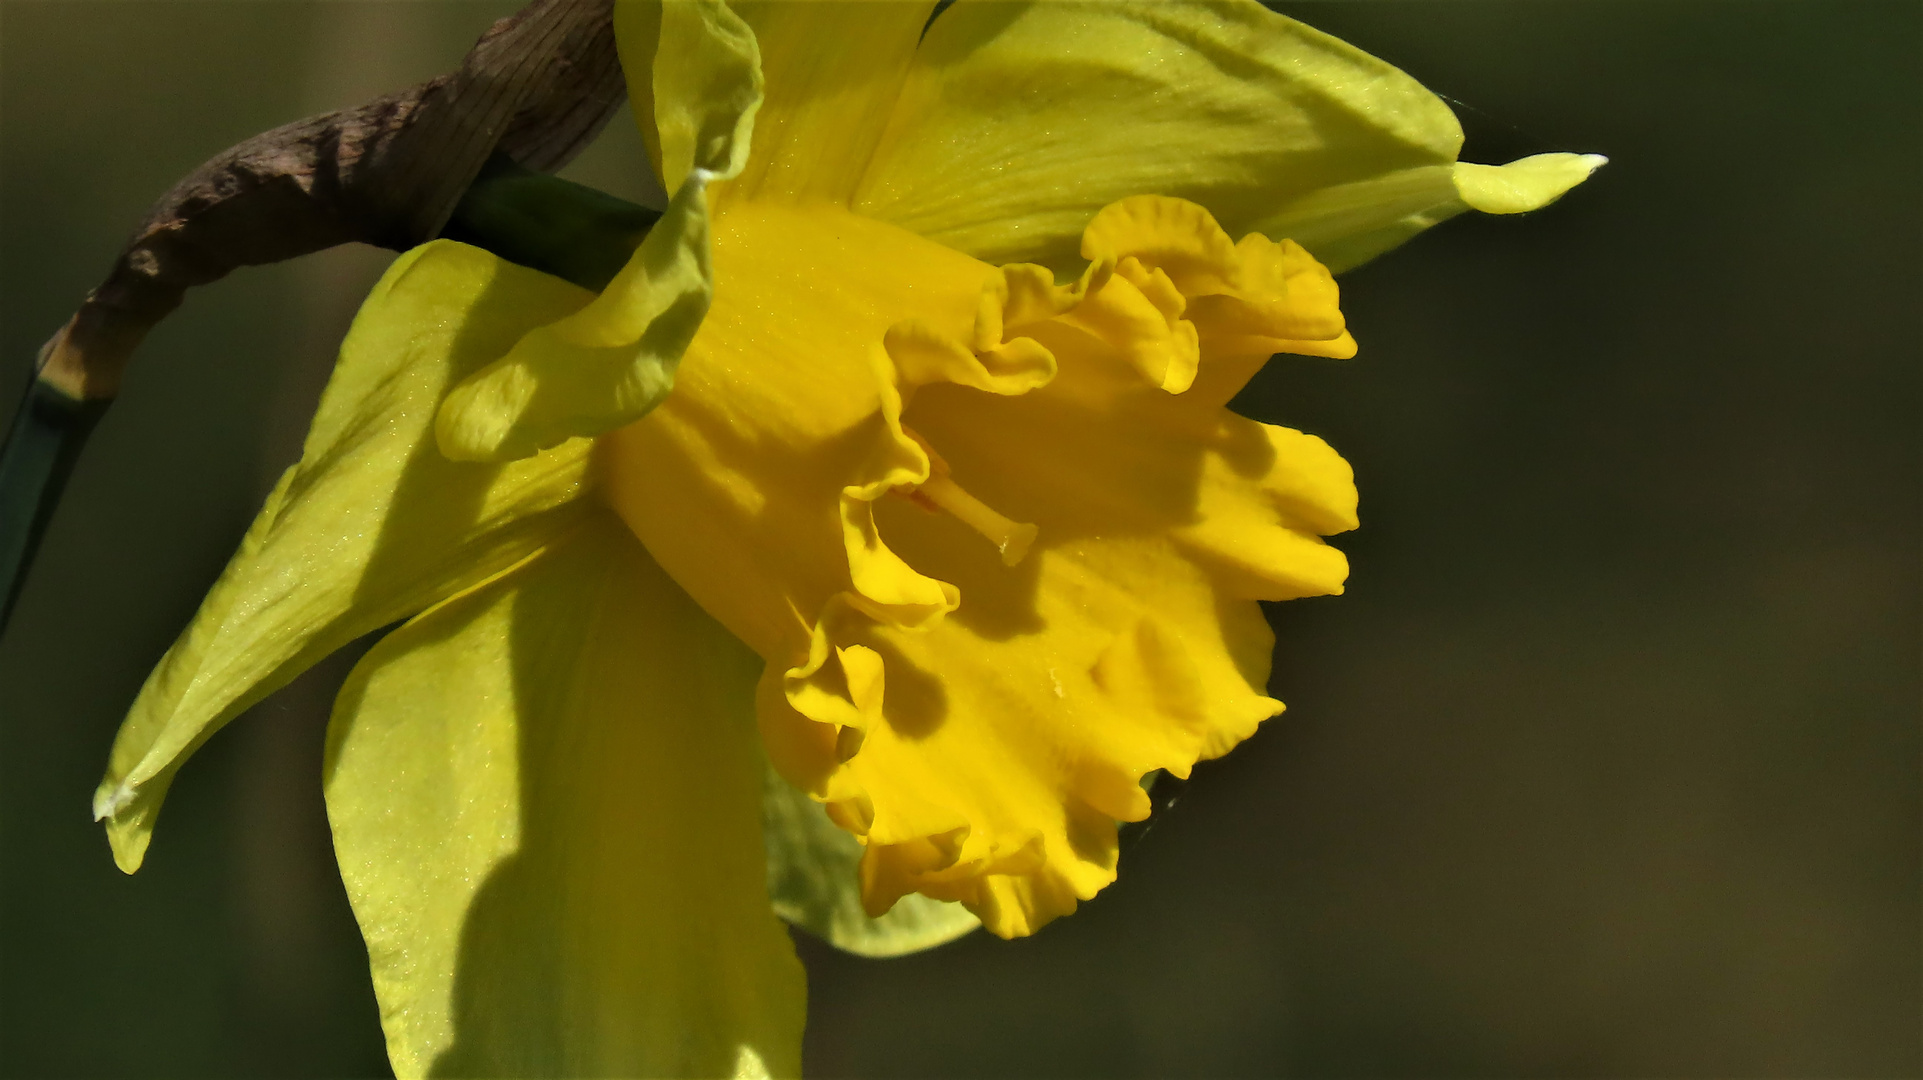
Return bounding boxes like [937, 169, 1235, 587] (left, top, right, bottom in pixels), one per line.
[91, 1, 1600, 1075]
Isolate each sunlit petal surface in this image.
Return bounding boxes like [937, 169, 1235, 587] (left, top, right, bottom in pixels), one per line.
[326, 515, 805, 1079]
[95, 244, 596, 871]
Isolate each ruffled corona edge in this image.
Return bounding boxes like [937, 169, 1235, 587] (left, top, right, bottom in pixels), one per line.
[759, 195, 1359, 937]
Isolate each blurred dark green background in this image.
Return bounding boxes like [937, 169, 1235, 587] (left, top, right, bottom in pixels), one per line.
[1, 2, 1916, 1076]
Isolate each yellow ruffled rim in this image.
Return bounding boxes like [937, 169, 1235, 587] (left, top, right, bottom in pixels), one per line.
[761, 195, 1355, 928]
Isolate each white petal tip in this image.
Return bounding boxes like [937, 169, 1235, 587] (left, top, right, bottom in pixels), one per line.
[93, 784, 133, 822]
[732, 1044, 772, 1080]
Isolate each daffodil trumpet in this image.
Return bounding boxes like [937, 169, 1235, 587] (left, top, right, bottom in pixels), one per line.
[91, 1, 1601, 1075]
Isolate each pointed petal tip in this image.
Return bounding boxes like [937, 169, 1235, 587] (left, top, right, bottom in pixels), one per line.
[1455, 152, 1608, 215]
[100, 803, 152, 875]
[109, 845, 146, 876]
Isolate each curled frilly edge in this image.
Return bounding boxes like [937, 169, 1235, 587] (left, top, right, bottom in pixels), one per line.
[762, 757, 982, 955]
[758, 195, 1364, 929]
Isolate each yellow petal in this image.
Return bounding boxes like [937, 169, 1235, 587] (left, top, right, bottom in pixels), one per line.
[1454, 152, 1609, 214]
[855, 0, 1600, 274]
[617, 0, 764, 195]
[601, 195, 1355, 936]
[326, 513, 804, 1079]
[1254, 152, 1609, 273]
[764, 761, 980, 957]
[856, 0, 1455, 273]
[434, 0, 764, 462]
[722, 0, 936, 206]
[611, 0, 669, 193]
[94, 242, 595, 872]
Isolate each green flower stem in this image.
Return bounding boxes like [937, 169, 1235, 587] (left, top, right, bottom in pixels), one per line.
[441, 154, 660, 294]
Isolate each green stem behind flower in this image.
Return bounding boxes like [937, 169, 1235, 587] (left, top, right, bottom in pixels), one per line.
[442, 155, 660, 293]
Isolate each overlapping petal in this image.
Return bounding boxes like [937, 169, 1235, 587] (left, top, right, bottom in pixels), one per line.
[94, 242, 598, 872]
[434, 0, 763, 462]
[326, 514, 804, 1078]
[855, 0, 1600, 274]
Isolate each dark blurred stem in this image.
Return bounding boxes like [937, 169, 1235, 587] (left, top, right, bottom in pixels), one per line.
[0, 0, 628, 640]
[0, 379, 110, 629]
[0, 164, 653, 636]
